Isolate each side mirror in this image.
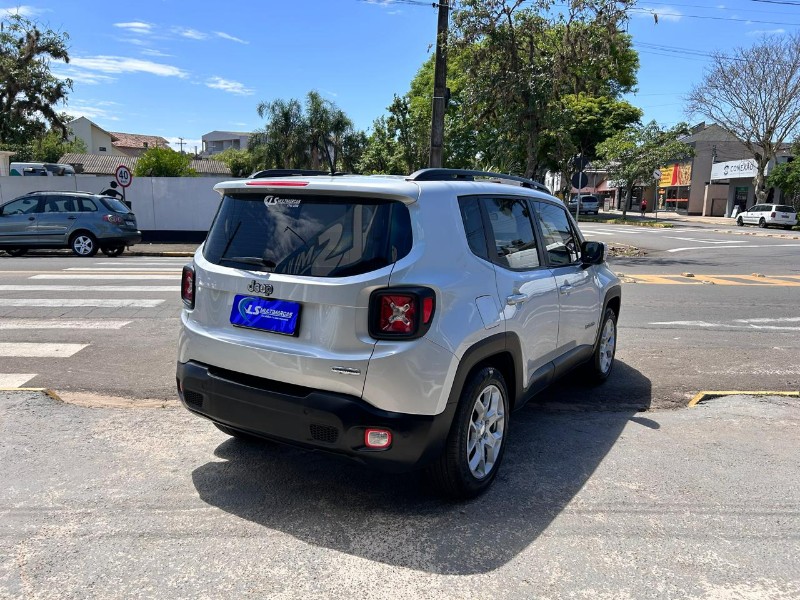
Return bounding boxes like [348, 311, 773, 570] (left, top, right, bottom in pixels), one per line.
[581, 240, 605, 266]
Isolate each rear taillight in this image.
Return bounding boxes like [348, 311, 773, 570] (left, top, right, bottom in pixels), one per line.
[368, 287, 435, 340]
[103, 214, 124, 225]
[181, 265, 195, 309]
[771, 212, 776, 218]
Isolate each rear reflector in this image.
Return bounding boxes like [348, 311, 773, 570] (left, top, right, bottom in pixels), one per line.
[365, 429, 392, 449]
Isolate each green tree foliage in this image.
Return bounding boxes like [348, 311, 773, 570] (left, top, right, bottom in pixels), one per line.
[251, 92, 363, 173]
[134, 147, 197, 177]
[767, 149, 800, 212]
[451, 0, 639, 178]
[596, 121, 694, 218]
[1, 125, 86, 163]
[687, 33, 800, 202]
[0, 14, 73, 145]
[214, 147, 255, 178]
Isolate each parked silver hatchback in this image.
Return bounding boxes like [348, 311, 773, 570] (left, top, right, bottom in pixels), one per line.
[177, 169, 621, 498]
[0, 191, 141, 257]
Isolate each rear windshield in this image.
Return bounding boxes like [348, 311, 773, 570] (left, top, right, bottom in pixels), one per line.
[775, 205, 796, 213]
[100, 197, 131, 213]
[203, 193, 412, 277]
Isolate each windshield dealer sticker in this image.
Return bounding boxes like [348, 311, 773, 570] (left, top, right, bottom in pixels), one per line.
[264, 195, 302, 208]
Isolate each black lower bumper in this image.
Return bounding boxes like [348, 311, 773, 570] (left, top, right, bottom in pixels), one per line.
[176, 361, 456, 472]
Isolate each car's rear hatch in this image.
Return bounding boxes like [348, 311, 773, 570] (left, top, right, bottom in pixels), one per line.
[773, 205, 797, 225]
[182, 179, 417, 397]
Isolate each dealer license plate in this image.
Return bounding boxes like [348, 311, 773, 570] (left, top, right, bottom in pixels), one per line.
[230, 295, 301, 336]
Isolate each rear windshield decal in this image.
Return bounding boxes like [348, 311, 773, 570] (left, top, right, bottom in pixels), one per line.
[264, 195, 302, 208]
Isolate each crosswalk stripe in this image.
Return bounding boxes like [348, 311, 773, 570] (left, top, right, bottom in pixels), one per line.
[96, 262, 189, 266]
[64, 267, 182, 272]
[0, 299, 164, 307]
[0, 319, 131, 329]
[30, 275, 177, 280]
[0, 373, 37, 387]
[0, 343, 87, 357]
[0, 285, 178, 292]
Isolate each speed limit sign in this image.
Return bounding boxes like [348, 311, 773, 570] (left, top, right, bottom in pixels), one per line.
[115, 164, 133, 188]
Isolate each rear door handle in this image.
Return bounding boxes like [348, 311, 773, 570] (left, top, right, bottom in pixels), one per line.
[67, 216, 77, 220]
[559, 283, 573, 293]
[28, 216, 35, 221]
[506, 293, 527, 306]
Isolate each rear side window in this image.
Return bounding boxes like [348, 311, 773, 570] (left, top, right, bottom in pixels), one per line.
[204, 193, 412, 277]
[482, 196, 540, 270]
[100, 197, 131, 213]
[458, 197, 489, 260]
[79, 198, 98, 212]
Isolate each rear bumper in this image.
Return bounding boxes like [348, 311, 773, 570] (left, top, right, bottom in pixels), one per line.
[101, 231, 141, 246]
[176, 360, 456, 472]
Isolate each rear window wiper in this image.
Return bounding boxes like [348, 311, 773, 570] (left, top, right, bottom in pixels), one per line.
[218, 256, 276, 271]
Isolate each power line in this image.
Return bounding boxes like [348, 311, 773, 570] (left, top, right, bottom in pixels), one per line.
[751, 0, 800, 6]
[629, 7, 800, 26]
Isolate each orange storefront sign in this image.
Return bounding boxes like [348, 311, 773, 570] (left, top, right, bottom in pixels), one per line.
[659, 163, 692, 187]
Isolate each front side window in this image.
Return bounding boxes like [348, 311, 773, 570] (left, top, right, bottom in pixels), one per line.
[1, 197, 40, 215]
[534, 201, 581, 267]
[204, 193, 412, 277]
[482, 196, 540, 270]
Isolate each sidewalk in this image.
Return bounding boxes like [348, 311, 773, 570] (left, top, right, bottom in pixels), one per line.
[129, 242, 199, 257]
[596, 209, 736, 226]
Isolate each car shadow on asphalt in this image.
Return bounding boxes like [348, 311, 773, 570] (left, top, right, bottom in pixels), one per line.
[191, 360, 652, 575]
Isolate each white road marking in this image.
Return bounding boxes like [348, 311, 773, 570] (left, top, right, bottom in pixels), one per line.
[650, 320, 800, 331]
[0, 343, 88, 357]
[95, 262, 189, 266]
[664, 236, 744, 244]
[734, 317, 800, 324]
[64, 267, 182, 272]
[0, 319, 131, 329]
[0, 373, 37, 387]
[0, 285, 177, 292]
[0, 299, 164, 307]
[30, 274, 177, 280]
[668, 244, 800, 253]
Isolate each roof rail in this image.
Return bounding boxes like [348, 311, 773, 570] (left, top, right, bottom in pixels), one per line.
[250, 169, 345, 179]
[408, 168, 551, 194]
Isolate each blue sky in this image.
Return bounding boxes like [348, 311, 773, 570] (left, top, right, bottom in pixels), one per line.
[2, 1, 799, 152]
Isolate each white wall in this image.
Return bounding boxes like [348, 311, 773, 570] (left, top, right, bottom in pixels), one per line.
[0, 175, 227, 232]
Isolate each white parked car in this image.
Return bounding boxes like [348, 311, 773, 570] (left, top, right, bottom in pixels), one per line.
[736, 204, 797, 230]
[176, 169, 621, 498]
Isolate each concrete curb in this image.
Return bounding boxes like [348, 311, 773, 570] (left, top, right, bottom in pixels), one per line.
[128, 252, 195, 257]
[0, 387, 62, 401]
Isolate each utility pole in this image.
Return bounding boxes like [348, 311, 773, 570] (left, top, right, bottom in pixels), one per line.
[178, 137, 185, 153]
[429, 1, 449, 168]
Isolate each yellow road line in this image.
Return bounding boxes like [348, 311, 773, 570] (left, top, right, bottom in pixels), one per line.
[625, 274, 800, 286]
[629, 275, 701, 285]
[689, 390, 800, 407]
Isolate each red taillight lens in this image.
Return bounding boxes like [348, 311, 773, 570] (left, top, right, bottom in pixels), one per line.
[369, 287, 435, 340]
[379, 294, 416, 334]
[181, 265, 195, 309]
[771, 212, 776, 218]
[103, 214, 124, 225]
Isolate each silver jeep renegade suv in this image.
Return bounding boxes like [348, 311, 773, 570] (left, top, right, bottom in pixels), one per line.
[177, 169, 621, 498]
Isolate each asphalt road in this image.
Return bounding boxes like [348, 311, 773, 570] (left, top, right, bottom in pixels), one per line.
[1, 390, 797, 599]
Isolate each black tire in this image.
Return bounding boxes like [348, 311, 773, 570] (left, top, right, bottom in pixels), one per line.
[5, 248, 27, 257]
[426, 366, 509, 500]
[588, 308, 617, 382]
[737, 217, 744, 227]
[101, 245, 125, 257]
[70, 232, 98, 257]
[213, 422, 264, 442]
[758, 218, 767, 228]
[784, 225, 794, 230]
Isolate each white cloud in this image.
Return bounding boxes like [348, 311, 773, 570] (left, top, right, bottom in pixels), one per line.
[716, 4, 726, 8]
[215, 31, 248, 44]
[637, 6, 682, 22]
[63, 101, 122, 122]
[0, 5, 45, 17]
[141, 48, 172, 57]
[206, 76, 254, 96]
[173, 27, 208, 40]
[53, 66, 116, 85]
[70, 55, 188, 78]
[748, 28, 785, 36]
[113, 21, 154, 34]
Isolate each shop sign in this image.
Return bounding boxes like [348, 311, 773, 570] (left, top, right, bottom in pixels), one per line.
[659, 162, 692, 187]
[710, 159, 762, 181]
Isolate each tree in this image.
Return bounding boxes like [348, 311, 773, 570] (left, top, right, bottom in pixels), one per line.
[251, 92, 363, 173]
[596, 121, 694, 218]
[214, 147, 255, 178]
[0, 14, 73, 145]
[134, 147, 197, 177]
[451, 0, 638, 178]
[766, 149, 800, 212]
[686, 33, 800, 202]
